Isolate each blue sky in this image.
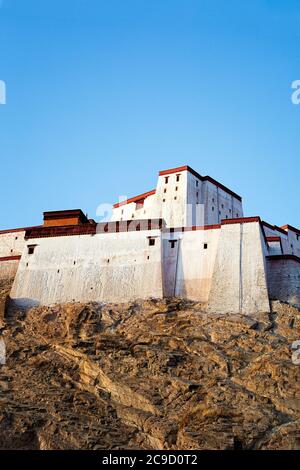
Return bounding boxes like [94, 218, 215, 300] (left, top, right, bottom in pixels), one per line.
[0, 0, 299, 229]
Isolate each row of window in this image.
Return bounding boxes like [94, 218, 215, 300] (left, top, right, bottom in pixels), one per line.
[165, 174, 181, 184]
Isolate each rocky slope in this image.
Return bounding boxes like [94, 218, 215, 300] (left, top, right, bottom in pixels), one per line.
[0, 279, 299, 450]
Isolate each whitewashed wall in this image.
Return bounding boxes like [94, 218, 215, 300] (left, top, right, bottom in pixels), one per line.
[11, 230, 164, 308]
[207, 221, 270, 314]
[0, 230, 26, 257]
[112, 168, 243, 228]
[162, 228, 220, 301]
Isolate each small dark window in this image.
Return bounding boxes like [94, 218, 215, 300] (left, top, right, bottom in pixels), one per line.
[236, 213, 239, 217]
[132, 214, 134, 218]
[74, 261, 76, 265]
[164, 188, 167, 193]
[15, 236, 18, 240]
[165, 176, 169, 184]
[219, 210, 221, 215]
[175, 186, 178, 191]
[163, 198, 166, 202]
[196, 192, 198, 198]
[204, 243, 208, 249]
[212, 206, 214, 211]
[297, 234, 299, 241]
[28, 245, 35, 255]
[221, 204, 224, 209]
[174, 196, 177, 200]
[10, 249, 13, 253]
[57, 269, 60, 273]
[107, 259, 110, 263]
[196, 180, 199, 187]
[176, 174, 181, 182]
[147, 255, 150, 260]
[169, 240, 177, 249]
[121, 209, 124, 215]
[229, 208, 232, 213]
[212, 197, 215, 202]
[149, 238, 156, 246]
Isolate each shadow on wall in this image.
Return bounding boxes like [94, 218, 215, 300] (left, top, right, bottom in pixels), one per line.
[9, 298, 40, 310]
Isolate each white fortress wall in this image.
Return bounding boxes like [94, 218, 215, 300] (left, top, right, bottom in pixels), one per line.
[10, 228, 164, 308]
[266, 257, 300, 308]
[0, 230, 26, 257]
[207, 219, 271, 314]
[173, 228, 220, 302]
[0, 229, 27, 281]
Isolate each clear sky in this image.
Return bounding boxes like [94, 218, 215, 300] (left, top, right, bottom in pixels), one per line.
[0, 0, 299, 230]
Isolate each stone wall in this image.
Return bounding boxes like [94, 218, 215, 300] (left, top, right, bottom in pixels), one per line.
[267, 257, 300, 308]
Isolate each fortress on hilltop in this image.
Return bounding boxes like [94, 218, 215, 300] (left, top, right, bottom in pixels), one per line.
[0, 165, 299, 313]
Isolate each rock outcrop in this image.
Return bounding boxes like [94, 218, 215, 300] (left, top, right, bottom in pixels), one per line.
[0, 279, 299, 450]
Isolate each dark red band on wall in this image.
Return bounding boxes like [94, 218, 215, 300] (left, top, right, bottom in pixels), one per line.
[0, 255, 21, 262]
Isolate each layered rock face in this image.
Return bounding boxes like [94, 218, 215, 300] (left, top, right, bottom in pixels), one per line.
[0, 279, 299, 450]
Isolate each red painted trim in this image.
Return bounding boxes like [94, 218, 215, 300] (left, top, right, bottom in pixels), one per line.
[168, 224, 221, 233]
[221, 216, 261, 225]
[281, 224, 300, 236]
[113, 190, 156, 209]
[158, 165, 242, 201]
[25, 219, 165, 239]
[267, 254, 300, 264]
[0, 226, 41, 235]
[267, 236, 281, 242]
[0, 255, 21, 262]
[43, 209, 88, 224]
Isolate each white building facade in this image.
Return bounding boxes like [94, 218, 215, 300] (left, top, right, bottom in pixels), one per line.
[1, 165, 299, 314]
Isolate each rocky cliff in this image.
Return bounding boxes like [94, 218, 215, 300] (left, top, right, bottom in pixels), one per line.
[0, 279, 299, 450]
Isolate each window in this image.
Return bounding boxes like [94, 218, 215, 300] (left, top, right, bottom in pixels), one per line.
[132, 214, 134, 218]
[212, 206, 214, 211]
[221, 204, 224, 209]
[15, 236, 18, 240]
[136, 201, 144, 210]
[229, 209, 232, 213]
[169, 240, 177, 249]
[196, 180, 199, 187]
[196, 192, 199, 198]
[236, 213, 239, 217]
[204, 243, 208, 249]
[27, 245, 36, 255]
[164, 188, 167, 193]
[121, 209, 124, 215]
[149, 238, 156, 246]
[297, 234, 299, 241]
[174, 196, 177, 200]
[165, 176, 169, 184]
[163, 198, 166, 202]
[176, 174, 181, 182]
[175, 186, 178, 191]
[212, 197, 215, 202]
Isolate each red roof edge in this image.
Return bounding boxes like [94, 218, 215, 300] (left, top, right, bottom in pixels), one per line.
[281, 224, 300, 235]
[0, 226, 42, 235]
[113, 189, 156, 209]
[221, 216, 261, 225]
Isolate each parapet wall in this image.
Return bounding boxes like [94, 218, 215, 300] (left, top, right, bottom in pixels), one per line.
[10, 229, 164, 308]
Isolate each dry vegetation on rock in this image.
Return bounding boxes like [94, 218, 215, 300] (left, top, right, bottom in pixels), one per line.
[0, 279, 299, 450]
